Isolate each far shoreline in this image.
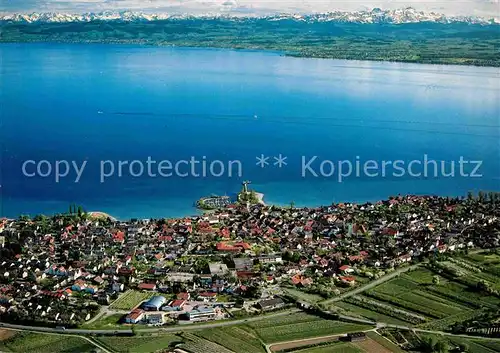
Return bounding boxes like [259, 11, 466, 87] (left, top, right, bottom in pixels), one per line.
[7, 192, 485, 222]
[1, 41, 499, 69]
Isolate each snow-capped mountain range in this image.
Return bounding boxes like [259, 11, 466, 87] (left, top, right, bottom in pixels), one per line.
[1, 8, 498, 25]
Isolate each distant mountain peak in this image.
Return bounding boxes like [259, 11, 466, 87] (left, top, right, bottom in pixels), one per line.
[1, 8, 498, 25]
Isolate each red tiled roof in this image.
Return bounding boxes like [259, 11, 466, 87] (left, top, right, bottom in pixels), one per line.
[138, 283, 156, 290]
[220, 228, 231, 238]
[126, 309, 144, 320]
[348, 255, 364, 262]
[199, 292, 217, 297]
[235, 242, 251, 250]
[236, 271, 258, 279]
[113, 231, 125, 242]
[216, 242, 251, 251]
[300, 278, 313, 286]
[170, 299, 185, 307]
[291, 274, 302, 285]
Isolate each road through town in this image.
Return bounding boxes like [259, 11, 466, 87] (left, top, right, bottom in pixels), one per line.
[0, 308, 302, 335]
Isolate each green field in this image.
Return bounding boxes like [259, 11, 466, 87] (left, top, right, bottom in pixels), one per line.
[246, 312, 321, 328]
[0, 332, 94, 353]
[401, 269, 435, 284]
[245, 313, 371, 344]
[97, 334, 182, 353]
[366, 332, 405, 353]
[352, 266, 500, 330]
[81, 313, 127, 330]
[195, 326, 266, 353]
[397, 291, 466, 317]
[459, 251, 500, 291]
[333, 302, 410, 326]
[464, 251, 500, 272]
[284, 287, 324, 303]
[478, 341, 500, 352]
[180, 333, 234, 353]
[109, 290, 155, 310]
[294, 342, 363, 353]
[371, 278, 419, 296]
[425, 280, 499, 309]
[448, 338, 499, 353]
[420, 335, 500, 353]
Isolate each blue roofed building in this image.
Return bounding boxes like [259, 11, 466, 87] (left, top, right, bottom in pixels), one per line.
[142, 295, 167, 311]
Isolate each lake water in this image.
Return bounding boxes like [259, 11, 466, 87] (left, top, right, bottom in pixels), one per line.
[1, 43, 499, 219]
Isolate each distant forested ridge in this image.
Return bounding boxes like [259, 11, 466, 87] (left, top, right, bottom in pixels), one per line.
[1, 19, 499, 66]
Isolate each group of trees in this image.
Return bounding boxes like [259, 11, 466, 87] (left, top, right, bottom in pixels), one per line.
[467, 191, 500, 204]
[238, 190, 259, 204]
[475, 279, 499, 296]
[68, 204, 86, 218]
[18, 204, 90, 229]
[419, 336, 450, 353]
[418, 335, 472, 352]
[282, 250, 302, 263]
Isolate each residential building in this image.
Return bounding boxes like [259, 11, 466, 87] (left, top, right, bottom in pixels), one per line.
[256, 298, 285, 311]
[125, 309, 144, 324]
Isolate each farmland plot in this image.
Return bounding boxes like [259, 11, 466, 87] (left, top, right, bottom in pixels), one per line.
[344, 295, 427, 325]
[0, 329, 17, 341]
[366, 332, 405, 353]
[181, 333, 234, 353]
[253, 319, 370, 344]
[294, 342, 363, 353]
[363, 266, 486, 326]
[411, 289, 470, 310]
[109, 290, 155, 310]
[465, 251, 500, 277]
[397, 292, 467, 317]
[371, 278, 418, 296]
[419, 310, 486, 331]
[97, 334, 182, 353]
[364, 291, 440, 319]
[427, 280, 500, 308]
[247, 312, 320, 329]
[284, 288, 325, 303]
[354, 337, 396, 353]
[333, 301, 411, 326]
[447, 337, 499, 353]
[402, 269, 436, 284]
[478, 341, 500, 352]
[195, 326, 265, 353]
[0, 332, 94, 353]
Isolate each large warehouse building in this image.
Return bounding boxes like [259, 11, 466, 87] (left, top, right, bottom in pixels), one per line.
[142, 296, 167, 311]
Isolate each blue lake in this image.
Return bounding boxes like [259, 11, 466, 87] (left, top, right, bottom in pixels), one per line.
[1, 43, 499, 219]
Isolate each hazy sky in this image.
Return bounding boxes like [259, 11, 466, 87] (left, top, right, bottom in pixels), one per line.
[1, 0, 499, 18]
